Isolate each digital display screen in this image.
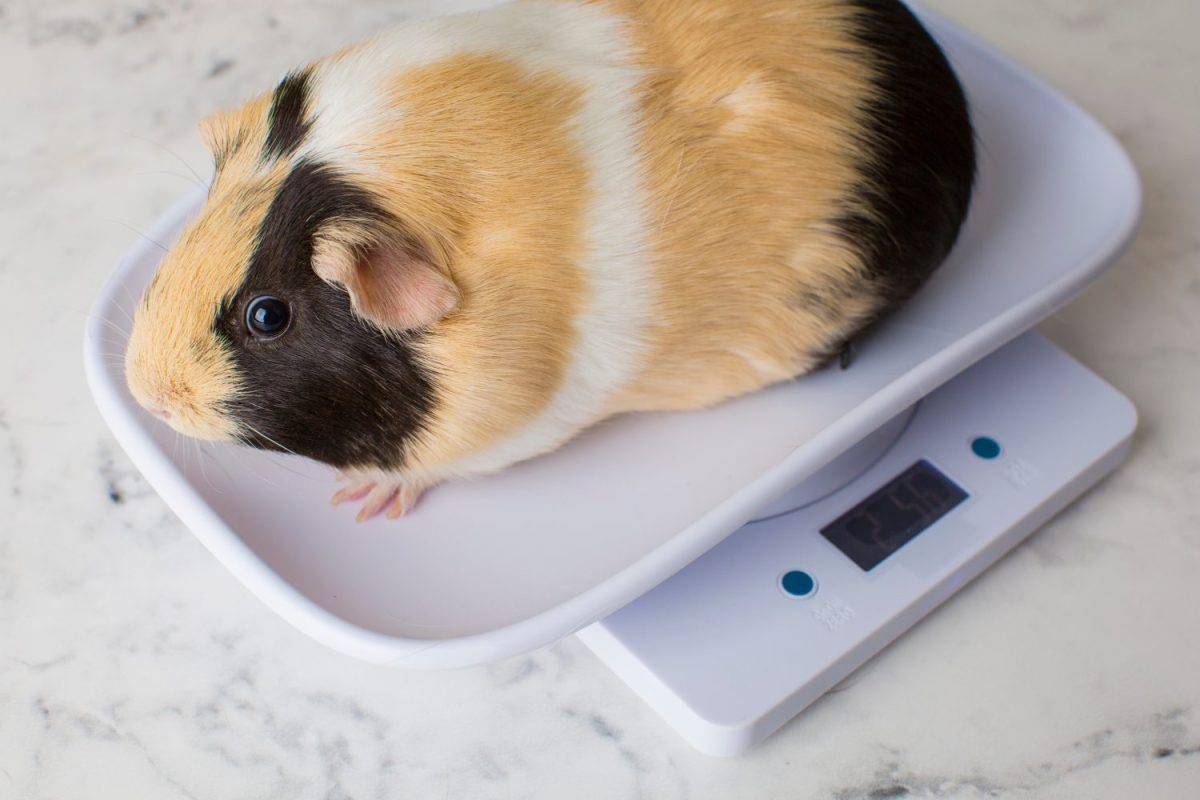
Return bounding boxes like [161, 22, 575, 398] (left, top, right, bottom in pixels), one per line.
[821, 460, 968, 572]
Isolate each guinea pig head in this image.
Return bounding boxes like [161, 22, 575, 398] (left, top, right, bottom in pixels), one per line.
[124, 98, 459, 470]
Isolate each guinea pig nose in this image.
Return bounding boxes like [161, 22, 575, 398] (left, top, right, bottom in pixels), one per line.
[146, 404, 172, 421]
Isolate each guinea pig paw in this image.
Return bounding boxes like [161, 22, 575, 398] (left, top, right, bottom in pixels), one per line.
[334, 481, 423, 522]
[384, 484, 423, 520]
[331, 474, 424, 522]
[331, 479, 376, 507]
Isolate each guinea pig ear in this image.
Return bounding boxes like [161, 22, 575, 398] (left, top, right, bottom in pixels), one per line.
[198, 108, 242, 168]
[312, 232, 460, 331]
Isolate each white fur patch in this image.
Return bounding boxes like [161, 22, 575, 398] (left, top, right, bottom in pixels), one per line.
[300, 1, 653, 477]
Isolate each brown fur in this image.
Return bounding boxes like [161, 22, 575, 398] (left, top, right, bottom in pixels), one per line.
[597, 0, 883, 412]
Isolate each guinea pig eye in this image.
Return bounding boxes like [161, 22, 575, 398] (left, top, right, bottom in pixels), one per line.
[245, 295, 291, 339]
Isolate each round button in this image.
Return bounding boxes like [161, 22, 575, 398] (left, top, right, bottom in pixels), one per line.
[971, 436, 1002, 460]
[779, 570, 817, 599]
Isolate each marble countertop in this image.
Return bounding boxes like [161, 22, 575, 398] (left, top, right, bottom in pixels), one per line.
[2, 1, 1197, 797]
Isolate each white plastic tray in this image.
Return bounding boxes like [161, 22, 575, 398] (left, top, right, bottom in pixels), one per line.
[84, 4, 1140, 668]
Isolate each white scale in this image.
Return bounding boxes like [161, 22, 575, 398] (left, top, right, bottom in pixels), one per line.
[580, 332, 1136, 754]
[85, 4, 1140, 757]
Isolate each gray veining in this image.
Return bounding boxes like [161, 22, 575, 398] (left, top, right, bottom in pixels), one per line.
[0, 0, 1198, 797]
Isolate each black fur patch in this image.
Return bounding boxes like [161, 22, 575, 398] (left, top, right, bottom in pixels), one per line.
[832, 0, 977, 338]
[214, 160, 435, 470]
[263, 69, 313, 161]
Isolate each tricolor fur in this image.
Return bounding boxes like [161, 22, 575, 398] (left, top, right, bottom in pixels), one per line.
[126, 0, 974, 495]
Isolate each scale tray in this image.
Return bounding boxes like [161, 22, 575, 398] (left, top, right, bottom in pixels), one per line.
[84, 3, 1140, 668]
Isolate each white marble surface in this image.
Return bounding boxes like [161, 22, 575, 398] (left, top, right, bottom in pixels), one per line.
[1, 1, 1198, 797]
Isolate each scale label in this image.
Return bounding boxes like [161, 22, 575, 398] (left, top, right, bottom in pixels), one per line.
[1003, 457, 1039, 489]
[812, 598, 856, 632]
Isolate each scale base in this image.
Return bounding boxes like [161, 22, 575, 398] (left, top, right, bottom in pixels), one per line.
[580, 333, 1136, 756]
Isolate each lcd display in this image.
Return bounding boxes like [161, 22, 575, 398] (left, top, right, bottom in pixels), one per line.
[821, 460, 968, 571]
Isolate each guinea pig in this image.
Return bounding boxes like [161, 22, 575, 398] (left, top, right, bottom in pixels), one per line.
[125, 0, 975, 521]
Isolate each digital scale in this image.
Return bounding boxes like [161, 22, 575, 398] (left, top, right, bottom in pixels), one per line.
[84, 4, 1140, 757]
[579, 332, 1136, 755]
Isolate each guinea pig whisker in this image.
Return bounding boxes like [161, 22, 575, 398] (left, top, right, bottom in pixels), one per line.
[112, 306, 135, 329]
[99, 318, 131, 338]
[241, 450, 302, 489]
[200, 440, 240, 495]
[240, 461, 283, 490]
[96, 341, 132, 362]
[232, 446, 285, 489]
[244, 445, 316, 485]
[119, 283, 145, 317]
[121, 129, 209, 188]
[136, 170, 208, 190]
[229, 418, 325, 484]
[107, 296, 137, 327]
[206, 456, 240, 492]
[95, 339, 127, 354]
[96, 335, 128, 349]
[239, 420, 303, 459]
[191, 437, 222, 496]
[105, 218, 170, 254]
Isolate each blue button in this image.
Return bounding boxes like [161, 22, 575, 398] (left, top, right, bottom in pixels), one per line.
[780, 570, 817, 598]
[971, 436, 1002, 460]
